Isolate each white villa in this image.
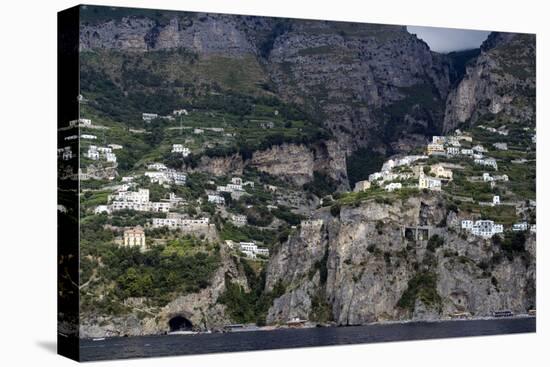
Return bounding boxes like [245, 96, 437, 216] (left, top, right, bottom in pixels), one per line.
[69, 118, 92, 127]
[108, 144, 123, 150]
[447, 147, 460, 156]
[482, 173, 509, 182]
[81, 134, 97, 140]
[147, 163, 167, 171]
[94, 205, 110, 214]
[208, 194, 225, 205]
[474, 158, 498, 170]
[238, 241, 269, 258]
[87, 146, 99, 160]
[384, 182, 402, 192]
[461, 148, 474, 156]
[493, 195, 500, 206]
[172, 144, 190, 157]
[430, 164, 453, 180]
[493, 142, 508, 151]
[231, 214, 247, 226]
[472, 145, 487, 153]
[512, 222, 529, 232]
[142, 113, 158, 122]
[419, 173, 442, 191]
[106, 152, 117, 163]
[462, 219, 503, 238]
[173, 109, 188, 116]
[152, 216, 209, 229]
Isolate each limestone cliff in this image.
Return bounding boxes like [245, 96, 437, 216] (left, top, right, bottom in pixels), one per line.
[79, 9, 452, 157]
[443, 32, 535, 132]
[265, 193, 535, 324]
[190, 142, 348, 187]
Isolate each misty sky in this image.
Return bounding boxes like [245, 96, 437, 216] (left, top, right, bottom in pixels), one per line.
[407, 26, 491, 53]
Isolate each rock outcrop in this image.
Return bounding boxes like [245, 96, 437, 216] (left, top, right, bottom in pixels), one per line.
[265, 193, 536, 325]
[443, 32, 535, 132]
[80, 246, 249, 338]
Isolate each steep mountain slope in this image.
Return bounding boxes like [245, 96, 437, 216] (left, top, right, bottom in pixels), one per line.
[443, 32, 535, 132]
[79, 8, 455, 186]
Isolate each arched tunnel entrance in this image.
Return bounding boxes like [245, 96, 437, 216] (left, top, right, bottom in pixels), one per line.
[168, 315, 194, 332]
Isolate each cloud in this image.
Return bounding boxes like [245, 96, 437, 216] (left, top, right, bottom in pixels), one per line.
[407, 26, 491, 53]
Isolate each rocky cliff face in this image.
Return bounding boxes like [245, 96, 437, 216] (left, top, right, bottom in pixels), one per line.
[190, 142, 348, 187]
[265, 194, 535, 325]
[443, 32, 536, 132]
[79, 10, 453, 158]
[80, 245, 249, 338]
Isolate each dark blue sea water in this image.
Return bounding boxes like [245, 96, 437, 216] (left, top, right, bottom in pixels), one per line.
[79, 317, 535, 361]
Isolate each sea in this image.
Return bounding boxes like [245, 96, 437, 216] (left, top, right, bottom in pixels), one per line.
[79, 316, 535, 361]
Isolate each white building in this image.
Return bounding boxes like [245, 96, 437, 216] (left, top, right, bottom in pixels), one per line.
[419, 174, 441, 191]
[432, 136, 446, 145]
[470, 220, 503, 238]
[238, 241, 269, 258]
[108, 144, 123, 150]
[493, 195, 500, 206]
[493, 142, 508, 151]
[232, 214, 247, 226]
[461, 148, 474, 156]
[461, 220, 474, 230]
[194, 128, 204, 134]
[173, 109, 188, 116]
[231, 177, 243, 185]
[256, 248, 270, 257]
[447, 147, 460, 156]
[384, 182, 402, 192]
[105, 152, 117, 163]
[69, 118, 92, 127]
[512, 222, 529, 232]
[482, 173, 493, 182]
[94, 205, 110, 214]
[145, 171, 170, 185]
[208, 194, 225, 205]
[152, 217, 181, 229]
[150, 202, 171, 213]
[142, 113, 158, 122]
[474, 158, 498, 170]
[172, 144, 190, 157]
[110, 188, 150, 203]
[87, 146, 99, 160]
[147, 163, 168, 171]
[430, 164, 453, 180]
[472, 145, 487, 153]
[81, 134, 97, 140]
[97, 146, 112, 154]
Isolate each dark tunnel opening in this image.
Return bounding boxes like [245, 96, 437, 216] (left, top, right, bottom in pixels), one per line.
[168, 315, 194, 332]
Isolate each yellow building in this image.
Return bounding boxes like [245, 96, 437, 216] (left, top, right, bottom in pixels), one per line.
[427, 143, 445, 155]
[123, 227, 146, 250]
